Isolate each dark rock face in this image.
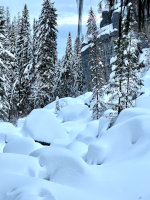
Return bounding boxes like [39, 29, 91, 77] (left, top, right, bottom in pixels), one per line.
[82, 3, 150, 91]
[112, 11, 120, 29]
[82, 46, 92, 90]
[82, 9, 120, 91]
[100, 11, 112, 28]
[144, 20, 150, 47]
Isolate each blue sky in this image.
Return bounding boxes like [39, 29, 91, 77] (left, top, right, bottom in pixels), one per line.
[1, 0, 100, 58]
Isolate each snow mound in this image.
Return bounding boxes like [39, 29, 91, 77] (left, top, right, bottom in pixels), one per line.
[0, 172, 91, 200]
[3, 137, 42, 155]
[6, 185, 56, 200]
[136, 95, 150, 110]
[22, 109, 69, 145]
[98, 116, 110, 137]
[31, 146, 88, 186]
[115, 107, 150, 125]
[85, 110, 150, 164]
[67, 141, 88, 157]
[77, 120, 99, 143]
[85, 142, 107, 165]
[59, 104, 90, 122]
[0, 122, 20, 142]
[0, 153, 43, 178]
[76, 92, 92, 106]
[17, 118, 26, 129]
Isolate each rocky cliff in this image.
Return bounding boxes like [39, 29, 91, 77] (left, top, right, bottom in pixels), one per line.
[82, 1, 150, 91]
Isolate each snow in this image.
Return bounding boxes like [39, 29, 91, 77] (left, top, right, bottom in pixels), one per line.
[22, 109, 69, 145]
[136, 95, 150, 109]
[0, 122, 21, 142]
[3, 137, 42, 155]
[59, 103, 90, 122]
[77, 120, 99, 144]
[81, 43, 93, 52]
[45, 96, 84, 111]
[98, 24, 118, 37]
[139, 48, 150, 69]
[67, 141, 88, 157]
[98, 116, 110, 137]
[0, 153, 43, 178]
[31, 146, 88, 186]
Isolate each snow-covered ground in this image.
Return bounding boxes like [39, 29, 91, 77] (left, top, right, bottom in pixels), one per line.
[1, 66, 150, 199]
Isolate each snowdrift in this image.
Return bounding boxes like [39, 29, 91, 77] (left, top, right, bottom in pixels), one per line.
[22, 109, 69, 145]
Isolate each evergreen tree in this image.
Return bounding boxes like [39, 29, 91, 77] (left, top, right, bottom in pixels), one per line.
[87, 8, 106, 119]
[15, 4, 32, 117]
[91, 59, 106, 120]
[123, 3, 143, 108]
[0, 7, 6, 43]
[86, 7, 97, 42]
[4, 7, 11, 50]
[36, 0, 58, 107]
[54, 57, 66, 98]
[73, 37, 84, 96]
[8, 17, 19, 122]
[108, 3, 143, 115]
[9, 17, 17, 55]
[60, 32, 74, 97]
[0, 11, 15, 121]
[32, 19, 38, 72]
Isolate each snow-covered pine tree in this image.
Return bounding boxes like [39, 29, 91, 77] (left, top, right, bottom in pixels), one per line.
[86, 7, 97, 42]
[108, 3, 143, 115]
[15, 4, 32, 117]
[4, 7, 11, 50]
[86, 7, 106, 119]
[91, 59, 106, 120]
[30, 73, 47, 109]
[36, 0, 58, 107]
[60, 32, 74, 97]
[0, 9, 15, 121]
[123, 3, 143, 108]
[54, 57, 66, 98]
[73, 37, 84, 96]
[29, 19, 39, 110]
[9, 17, 17, 55]
[0, 7, 6, 43]
[32, 19, 38, 72]
[0, 42, 10, 121]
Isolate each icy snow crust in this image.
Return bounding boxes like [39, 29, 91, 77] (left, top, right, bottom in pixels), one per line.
[1, 68, 150, 199]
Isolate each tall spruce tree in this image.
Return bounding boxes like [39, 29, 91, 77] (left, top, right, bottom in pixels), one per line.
[73, 37, 84, 96]
[4, 7, 11, 50]
[108, 3, 143, 115]
[9, 17, 17, 54]
[15, 4, 32, 117]
[123, 3, 143, 108]
[86, 7, 97, 42]
[87, 8, 106, 119]
[0, 7, 5, 42]
[36, 0, 58, 107]
[0, 7, 15, 121]
[59, 32, 74, 97]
